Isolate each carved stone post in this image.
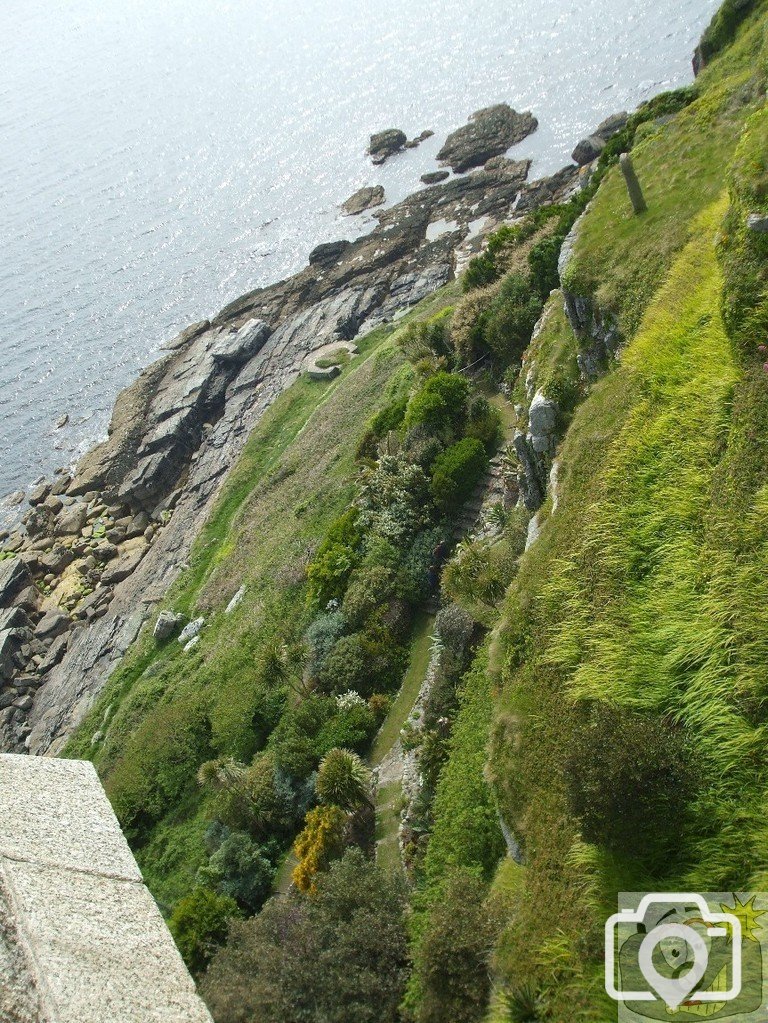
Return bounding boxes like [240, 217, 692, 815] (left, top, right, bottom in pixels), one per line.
[620, 153, 648, 214]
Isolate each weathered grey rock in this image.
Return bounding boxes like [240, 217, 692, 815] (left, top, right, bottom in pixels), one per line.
[483, 155, 531, 178]
[24, 508, 51, 539]
[308, 240, 351, 266]
[0, 559, 31, 606]
[74, 587, 113, 621]
[0, 631, 20, 681]
[572, 135, 606, 166]
[224, 585, 246, 615]
[528, 391, 558, 455]
[209, 318, 271, 365]
[342, 185, 385, 215]
[368, 128, 407, 164]
[42, 493, 64, 515]
[437, 104, 538, 173]
[153, 610, 184, 641]
[100, 547, 147, 586]
[36, 633, 70, 675]
[27, 483, 50, 506]
[13, 586, 40, 614]
[405, 129, 434, 149]
[38, 545, 74, 575]
[183, 634, 200, 653]
[594, 111, 629, 140]
[34, 611, 70, 642]
[420, 170, 450, 185]
[178, 617, 204, 644]
[55, 504, 87, 536]
[747, 213, 768, 233]
[0, 754, 213, 1023]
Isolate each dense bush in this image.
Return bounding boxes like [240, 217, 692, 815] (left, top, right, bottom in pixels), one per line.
[356, 396, 409, 460]
[563, 705, 696, 867]
[306, 508, 362, 607]
[464, 394, 502, 450]
[481, 274, 543, 366]
[293, 805, 348, 893]
[316, 699, 376, 752]
[430, 438, 488, 511]
[697, 0, 755, 65]
[316, 748, 372, 810]
[169, 886, 239, 975]
[342, 565, 395, 627]
[203, 850, 409, 1023]
[412, 870, 500, 1023]
[358, 453, 433, 543]
[204, 830, 275, 913]
[404, 372, 469, 436]
[305, 610, 347, 676]
[398, 311, 453, 363]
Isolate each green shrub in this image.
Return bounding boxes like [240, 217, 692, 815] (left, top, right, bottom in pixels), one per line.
[356, 396, 409, 459]
[202, 850, 409, 1023]
[404, 372, 469, 436]
[169, 886, 239, 975]
[698, 0, 756, 65]
[205, 830, 275, 913]
[306, 509, 362, 608]
[398, 311, 453, 362]
[317, 747, 372, 810]
[411, 869, 501, 1023]
[482, 274, 543, 367]
[316, 701, 377, 753]
[305, 610, 348, 676]
[342, 565, 396, 627]
[358, 454, 434, 543]
[430, 438, 488, 511]
[563, 705, 697, 868]
[464, 395, 502, 450]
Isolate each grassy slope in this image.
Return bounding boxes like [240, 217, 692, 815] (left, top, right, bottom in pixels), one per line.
[563, 0, 767, 338]
[479, 8, 768, 1018]
[64, 284, 461, 906]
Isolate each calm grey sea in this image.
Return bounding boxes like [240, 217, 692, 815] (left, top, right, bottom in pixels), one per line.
[0, 0, 718, 504]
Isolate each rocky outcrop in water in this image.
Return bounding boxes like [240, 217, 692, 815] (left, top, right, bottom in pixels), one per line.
[341, 185, 385, 215]
[571, 110, 628, 165]
[437, 104, 538, 173]
[368, 129, 407, 164]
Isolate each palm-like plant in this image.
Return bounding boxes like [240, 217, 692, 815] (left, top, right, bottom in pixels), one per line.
[316, 748, 372, 810]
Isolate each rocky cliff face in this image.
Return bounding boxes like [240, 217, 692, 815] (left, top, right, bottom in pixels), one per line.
[0, 160, 577, 756]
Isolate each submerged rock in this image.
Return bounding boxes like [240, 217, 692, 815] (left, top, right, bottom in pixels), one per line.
[341, 185, 385, 216]
[437, 104, 538, 173]
[368, 129, 407, 165]
[420, 171, 450, 185]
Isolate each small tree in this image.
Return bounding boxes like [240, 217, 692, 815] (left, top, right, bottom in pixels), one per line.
[316, 748, 372, 810]
[169, 886, 239, 975]
[293, 805, 348, 894]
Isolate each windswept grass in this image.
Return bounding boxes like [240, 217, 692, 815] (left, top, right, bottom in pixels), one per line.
[563, 0, 768, 338]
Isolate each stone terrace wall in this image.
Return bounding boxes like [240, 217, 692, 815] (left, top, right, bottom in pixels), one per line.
[0, 754, 212, 1023]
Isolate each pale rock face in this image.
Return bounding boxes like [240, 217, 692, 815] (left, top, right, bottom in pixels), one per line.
[178, 617, 204, 644]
